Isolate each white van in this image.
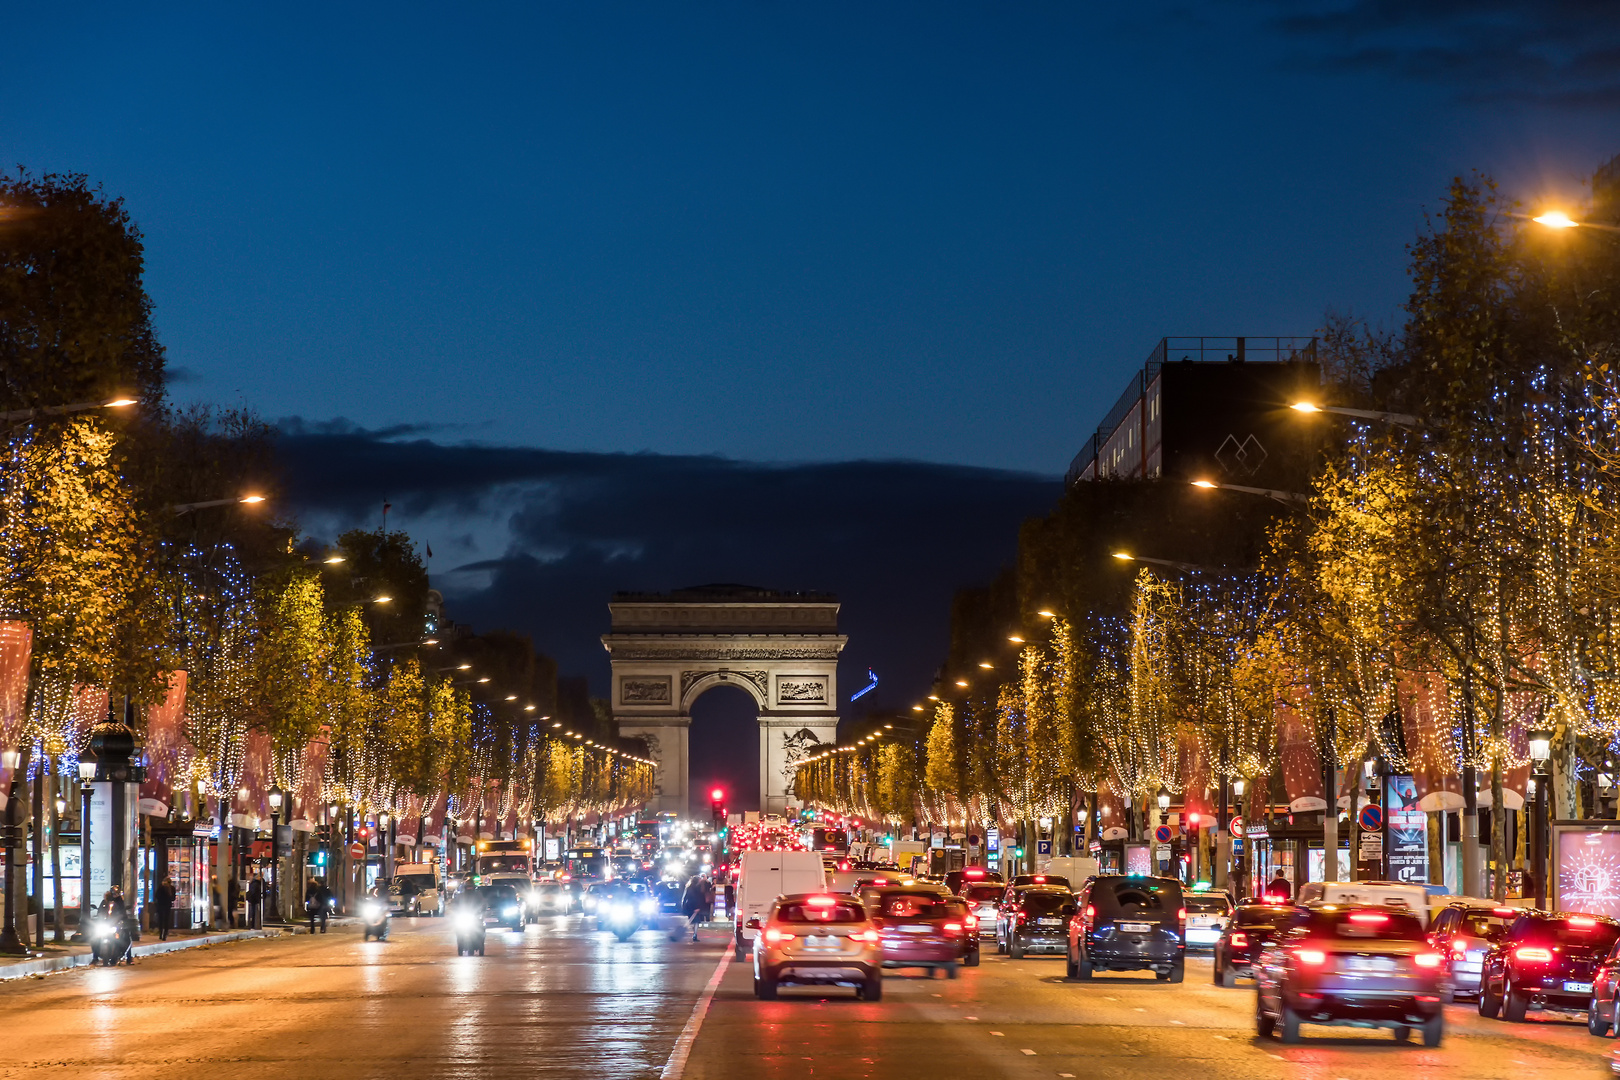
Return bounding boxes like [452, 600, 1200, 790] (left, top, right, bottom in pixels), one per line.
[388, 862, 444, 916]
[1295, 880, 1432, 926]
[733, 850, 826, 958]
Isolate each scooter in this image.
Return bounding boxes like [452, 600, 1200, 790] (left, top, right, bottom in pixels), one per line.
[88, 912, 133, 966]
[454, 907, 487, 956]
[360, 897, 391, 942]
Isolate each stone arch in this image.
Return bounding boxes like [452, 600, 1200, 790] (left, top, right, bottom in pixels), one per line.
[603, 586, 846, 815]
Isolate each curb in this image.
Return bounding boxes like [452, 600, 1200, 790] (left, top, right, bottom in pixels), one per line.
[0, 928, 294, 981]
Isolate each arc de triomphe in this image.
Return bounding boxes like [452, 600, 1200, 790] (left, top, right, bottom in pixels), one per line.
[603, 586, 846, 815]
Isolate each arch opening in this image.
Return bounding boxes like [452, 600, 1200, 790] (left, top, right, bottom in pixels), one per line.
[687, 683, 759, 818]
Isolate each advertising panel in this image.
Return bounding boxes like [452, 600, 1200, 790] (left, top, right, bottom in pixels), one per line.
[1385, 775, 1429, 883]
[1557, 828, 1620, 920]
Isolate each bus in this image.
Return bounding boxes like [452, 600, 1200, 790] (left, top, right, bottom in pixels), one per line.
[563, 846, 610, 882]
[808, 827, 850, 855]
[475, 838, 534, 880]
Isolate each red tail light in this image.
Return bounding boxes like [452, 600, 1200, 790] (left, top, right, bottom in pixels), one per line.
[944, 922, 964, 936]
[849, 928, 879, 942]
[1293, 948, 1327, 966]
[1515, 946, 1553, 962]
[965, 915, 978, 930]
[1177, 908, 1187, 923]
[1084, 904, 1095, 923]
[1230, 932, 1248, 947]
[1570, 916, 1599, 929]
[1450, 939, 1468, 956]
[764, 928, 796, 943]
[1016, 912, 1027, 925]
[1412, 952, 1443, 969]
[1349, 911, 1388, 925]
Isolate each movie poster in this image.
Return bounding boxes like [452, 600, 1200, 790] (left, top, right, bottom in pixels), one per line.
[1385, 774, 1428, 883]
[1559, 830, 1620, 920]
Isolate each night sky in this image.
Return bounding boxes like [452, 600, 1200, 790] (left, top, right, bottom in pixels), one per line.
[5, 2, 1617, 805]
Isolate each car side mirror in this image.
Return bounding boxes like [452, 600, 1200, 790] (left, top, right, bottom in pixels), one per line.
[745, 917, 762, 930]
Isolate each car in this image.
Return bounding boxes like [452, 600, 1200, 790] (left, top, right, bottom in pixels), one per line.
[867, 888, 978, 975]
[528, 879, 570, 916]
[1067, 874, 1185, 982]
[1184, 891, 1235, 950]
[859, 880, 946, 912]
[960, 881, 1007, 941]
[1426, 902, 1518, 1000]
[750, 893, 885, 1000]
[1255, 904, 1445, 1045]
[479, 883, 526, 930]
[1590, 939, 1620, 1036]
[999, 886, 1074, 959]
[652, 879, 685, 913]
[1213, 902, 1302, 987]
[1009, 874, 1070, 891]
[1295, 880, 1432, 927]
[943, 868, 1003, 896]
[1480, 911, 1620, 1023]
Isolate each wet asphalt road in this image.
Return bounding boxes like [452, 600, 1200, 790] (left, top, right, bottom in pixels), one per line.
[3, 918, 1617, 1079]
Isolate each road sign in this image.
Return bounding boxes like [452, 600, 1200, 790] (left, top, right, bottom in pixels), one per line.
[1154, 824, 1173, 844]
[347, 842, 365, 859]
[1358, 804, 1383, 832]
[1037, 840, 1052, 855]
[1229, 815, 1245, 839]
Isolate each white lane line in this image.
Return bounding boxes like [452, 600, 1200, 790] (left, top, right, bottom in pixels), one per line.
[990, 1031, 1005, 1036]
[660, 948, 733, 1080]
[1060, 1073, 1075, 1077]
[1021, 1049, 1037, 1055]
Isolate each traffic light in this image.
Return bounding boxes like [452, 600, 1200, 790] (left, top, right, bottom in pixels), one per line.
[709, 787, 726, 826]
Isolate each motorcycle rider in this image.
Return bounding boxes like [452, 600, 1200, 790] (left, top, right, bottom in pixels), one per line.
[96, 887, 134, 964]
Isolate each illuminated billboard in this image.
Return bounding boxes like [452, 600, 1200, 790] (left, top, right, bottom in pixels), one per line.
[1557, 828, 1620, 920]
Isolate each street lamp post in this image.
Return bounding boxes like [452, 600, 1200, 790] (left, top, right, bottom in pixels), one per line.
[0, 397, 137, 425]
[0, 747, 29, 955]
[267, 787, 284, 924]
[1190, 479, 1309, 507]
[1529, 726, 1552, 909]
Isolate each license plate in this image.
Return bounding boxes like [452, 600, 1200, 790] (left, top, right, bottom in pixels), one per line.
[902, 924, 931, 934]
[1344, 956, 1396, 972]
[1566, 981, 1594, 994]
[1119, 922, 1151, 934]
[1036, 918, 1062, 926]
[806, 936, 840, 949]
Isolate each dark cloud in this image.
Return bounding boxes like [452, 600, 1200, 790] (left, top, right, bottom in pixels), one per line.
[1261, 0, 1620, 104]
[276, 423, 1061, 723]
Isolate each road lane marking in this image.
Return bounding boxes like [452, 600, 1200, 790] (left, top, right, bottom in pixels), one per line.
[964, 1016, 979, 1020]
[990, 1031, 1005, 1036]
[1021, 1049, 1036, 1055]
[1170, 1020, 1184, 1025]
[660, 948, 732, 1080]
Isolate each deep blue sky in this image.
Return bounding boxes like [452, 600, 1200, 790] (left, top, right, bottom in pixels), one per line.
[5, 2, 1616, 474]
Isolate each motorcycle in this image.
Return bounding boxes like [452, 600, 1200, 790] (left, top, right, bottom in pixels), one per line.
[360, 897, 391, 942]
[603, 896, 657, 942]
[453, 907, 487, 956]
[88, 912, 133, 966]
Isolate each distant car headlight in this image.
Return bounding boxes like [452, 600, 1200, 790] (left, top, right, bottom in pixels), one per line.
[362, 902, 383, 918]
[640, 899, 657, 915]
[583, 897, 597, 910]
[609, 902, 635, 920]
[502, 906, 518, 917]
[455, 913, 478, 930]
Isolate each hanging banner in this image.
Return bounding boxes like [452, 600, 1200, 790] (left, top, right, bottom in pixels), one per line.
[290, 733, 330, 832]
[1402, 672, 1464, 811]
[423, 794, 446, 849]
[138, 671, 188, 817]
[230, 730, 271, 830]
[1277, 706, 1325, 812]
[1385, 774, 1428, 883]
[396, 795, 422, 848]
[0, 621, 33, 810]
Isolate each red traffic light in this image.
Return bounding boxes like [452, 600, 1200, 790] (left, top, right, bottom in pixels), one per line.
[710, 788, 725, 802]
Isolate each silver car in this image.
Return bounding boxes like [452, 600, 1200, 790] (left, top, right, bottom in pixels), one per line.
[1428, 902, 1516, 999]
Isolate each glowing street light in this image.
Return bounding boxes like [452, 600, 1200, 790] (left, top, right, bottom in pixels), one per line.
[0, 396, 138, 424]
[170, 493, 270, 516]
[1290, 400, 1424, 428]
[1190, 478, 1308, 507]
[1533, 210, 1579, 229]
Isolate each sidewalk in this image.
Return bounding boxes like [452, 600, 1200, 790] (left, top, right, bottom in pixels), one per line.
[0, 922, 325, 981]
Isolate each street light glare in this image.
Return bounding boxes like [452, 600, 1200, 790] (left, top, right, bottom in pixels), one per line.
[323, 555, 346, 564]
[1533, 210, 1580, 229]
[1290, 401, 1321, 413]
[372, 595, 392, 603]
[104, 398, 138, 407]
[1008, 635, 1024, 643]
[1112, 552, 1135, 561]
[1036, 609, 1056, 618]
[239, 494, 266, 504]
[1191, 480, 1216, 489]
[955, 679, 969, 687]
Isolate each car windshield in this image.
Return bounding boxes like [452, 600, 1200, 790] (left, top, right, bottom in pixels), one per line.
[1103, 879, 1178, 910]
[1021, 891, 1071, 915]
[879, 893, 959, 918]
[1305, 908, 1425, 941]
[481, 885, 519, 904]
[1235, 905, 1297, 928]
[1186, 896, 1231, 914]
[1457, 911, 1514, 939]
[777, 900, 866, 924]
[1521, 918, 1620, 949]
[392, 875, 432, 892]
[963, 884, 1003, 902]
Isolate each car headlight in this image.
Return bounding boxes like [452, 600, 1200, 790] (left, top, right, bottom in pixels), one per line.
[502, 906, 518, 917]
[362, 902, 383, 918]
[640, 899, 657, 915]
[455, 913, 478, 930]
[583, 897, 597, 910]
[609, 902, 635, 919]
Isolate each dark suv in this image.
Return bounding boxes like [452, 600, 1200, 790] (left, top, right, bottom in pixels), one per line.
[1068, 875, 1185, 982]
[1479, 911, 1620, 1023]
[999, 886, 1075, 958]
[1213, 902, 1302, 986]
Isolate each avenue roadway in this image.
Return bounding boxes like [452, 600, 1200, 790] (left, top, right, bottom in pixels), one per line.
[0, 915, 1610, 1080]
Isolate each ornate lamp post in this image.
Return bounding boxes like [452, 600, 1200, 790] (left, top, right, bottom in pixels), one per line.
[267, 787, 284, 923]
[1528, 726, 1552, 909]
[0, 748, 27, 955]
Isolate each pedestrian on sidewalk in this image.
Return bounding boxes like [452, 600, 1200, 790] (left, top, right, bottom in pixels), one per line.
[246, 873, 264, 929]
[681, 875, 705, 942]
[305, 877, 331, 934]
[153, 876, 176, 941]
[227, 877, 241, 928]
[699, 876, 715, 924]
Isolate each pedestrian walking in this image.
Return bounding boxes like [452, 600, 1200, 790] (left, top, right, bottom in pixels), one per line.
[1263, 868, 1292, 902]
[246, 873, 265, 929]
[699, 877, 715, 924]
[227, 877, 242, 929]
[681, 875, 705, 942]
[153, 876, 176, 941]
